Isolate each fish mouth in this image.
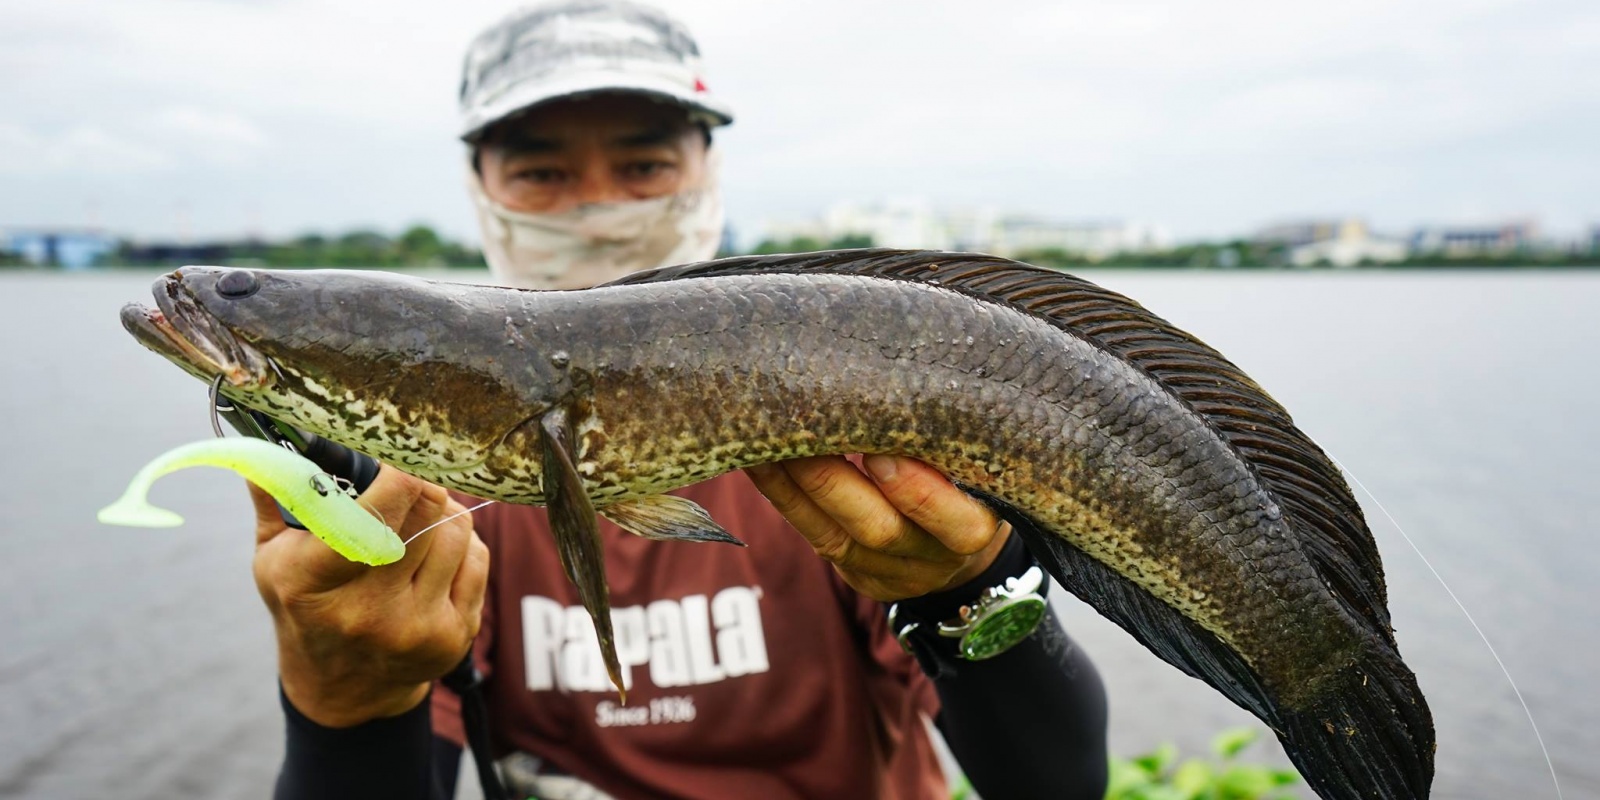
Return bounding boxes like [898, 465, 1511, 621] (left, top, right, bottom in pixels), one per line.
[120, 271, 272, 389]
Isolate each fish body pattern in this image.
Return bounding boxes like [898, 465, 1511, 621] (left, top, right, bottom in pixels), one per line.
[121, 250, 1433, 799]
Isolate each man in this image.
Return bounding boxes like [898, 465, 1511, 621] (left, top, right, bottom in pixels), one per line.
[262, 3, 1108, 798]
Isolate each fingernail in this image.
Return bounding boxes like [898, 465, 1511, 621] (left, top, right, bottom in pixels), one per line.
[864, 454, 897, 482]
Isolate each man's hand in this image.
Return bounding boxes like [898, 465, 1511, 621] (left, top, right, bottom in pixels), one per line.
[745, 455, 1011, 602]
[249, 466, 489, 728]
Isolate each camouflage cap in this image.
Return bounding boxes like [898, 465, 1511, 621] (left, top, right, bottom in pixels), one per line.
[459, 0, 734, 141]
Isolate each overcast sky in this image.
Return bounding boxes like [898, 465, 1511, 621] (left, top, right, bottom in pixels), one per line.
[2, 0, 1597, 244]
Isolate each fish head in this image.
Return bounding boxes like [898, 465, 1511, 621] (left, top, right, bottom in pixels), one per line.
[122, 266, 551, 477]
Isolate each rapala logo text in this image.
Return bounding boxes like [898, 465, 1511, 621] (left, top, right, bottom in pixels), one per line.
[521, 586, 769, 693]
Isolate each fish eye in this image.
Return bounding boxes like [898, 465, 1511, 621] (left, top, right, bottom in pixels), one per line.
[217, 270, 260, 299]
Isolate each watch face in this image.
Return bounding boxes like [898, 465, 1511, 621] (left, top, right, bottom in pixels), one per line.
[960, 595, 1048, 660]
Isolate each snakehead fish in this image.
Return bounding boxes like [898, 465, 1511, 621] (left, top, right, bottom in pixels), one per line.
[120, 249, 1433, 799]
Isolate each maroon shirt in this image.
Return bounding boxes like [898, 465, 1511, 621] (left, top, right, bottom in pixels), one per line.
[435, 473, 946, 800]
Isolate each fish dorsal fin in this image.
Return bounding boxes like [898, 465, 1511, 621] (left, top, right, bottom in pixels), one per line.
[610, 249, 1392, 640]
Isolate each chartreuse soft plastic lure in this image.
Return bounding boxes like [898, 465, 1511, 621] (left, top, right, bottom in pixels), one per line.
[97, 438, 404, 566]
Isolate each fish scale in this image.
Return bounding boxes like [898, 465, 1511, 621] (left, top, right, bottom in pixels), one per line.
[553, 274, 1342, 672]
[120, 250, 1432, 799]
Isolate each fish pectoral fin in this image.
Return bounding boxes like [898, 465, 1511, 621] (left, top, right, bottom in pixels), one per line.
[539, 408, 625, 698]
[599, 495, 746, 547]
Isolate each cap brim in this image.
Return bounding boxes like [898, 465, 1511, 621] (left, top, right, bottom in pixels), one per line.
[460, 70, 734, 141]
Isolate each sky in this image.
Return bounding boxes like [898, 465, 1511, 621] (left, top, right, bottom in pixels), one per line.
[2, 0, 1597, 245]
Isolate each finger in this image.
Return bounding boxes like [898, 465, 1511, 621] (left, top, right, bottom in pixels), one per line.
[357, 466, 428, 547]
[412, 495, 474, 601]
[745, 459, 857, 557]
[248, 481, 374, 592]
[862, 455, 998, 556]
[246, 481, 289, 545]
[742, 460, 940, 566]
[745, 461, 857, 565]
[451, 533, 490, 639]
[826, 546, 968, 602]
[745, 462, 981, 601]
[776, 456, 949, 560]
[356, 466, 445, 576]
[275, 467, 433, 592]
[267, 521, 371, 593]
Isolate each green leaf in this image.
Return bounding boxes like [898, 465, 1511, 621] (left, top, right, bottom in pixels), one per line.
[1218, 765, 1277, 798]
[1138, 786, 1192, 800]
[1269, 769, 1301, 786]
[1170, 759, 1214, 798]
[1211, 727, 1259, 760]
[1111, 731, 1304, 800]
[1106, 758, 1154, 797]
[1132, 743, 1179, 776]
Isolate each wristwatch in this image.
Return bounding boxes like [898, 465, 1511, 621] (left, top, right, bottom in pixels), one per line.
[890, 565, 1048, 661]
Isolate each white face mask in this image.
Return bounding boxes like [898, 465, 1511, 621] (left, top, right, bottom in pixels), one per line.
[467, 150, 725, 290]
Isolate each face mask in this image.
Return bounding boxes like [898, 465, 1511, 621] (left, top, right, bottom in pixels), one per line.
[467, 151, 725, 290]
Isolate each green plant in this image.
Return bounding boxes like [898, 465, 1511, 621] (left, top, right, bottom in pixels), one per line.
[1104, 728, 1300, 800]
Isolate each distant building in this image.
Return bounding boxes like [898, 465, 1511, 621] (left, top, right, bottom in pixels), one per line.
[1255, 218, 1404, 267]
[0, 227, 118, 269]
[762, 199, 1168, 259]
[989, 217, 1166, 259]
[1589, 225, 1600, 254]
[1409, 220, 1538, 256]
[1255, 218, 1369, 248]
[1288, 236, 1407, 267]
[822, 199, 955, 250]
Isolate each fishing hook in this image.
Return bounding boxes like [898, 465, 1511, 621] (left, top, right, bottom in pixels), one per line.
[208, 374, 227, 439]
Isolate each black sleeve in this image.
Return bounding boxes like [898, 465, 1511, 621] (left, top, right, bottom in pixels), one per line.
[273, 687, 462, 800]
[892, 535, 1110, 800]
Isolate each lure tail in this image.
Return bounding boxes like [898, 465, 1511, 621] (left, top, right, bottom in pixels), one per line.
[98, 438, 405, 566]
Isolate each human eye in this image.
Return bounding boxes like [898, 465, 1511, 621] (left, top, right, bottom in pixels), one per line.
[514, 166, 568, 185]
[620, 160, 674, 180]
[617, 158, 683, 199]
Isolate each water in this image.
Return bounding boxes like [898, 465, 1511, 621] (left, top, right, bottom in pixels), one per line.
[1, 268, 1595, 799]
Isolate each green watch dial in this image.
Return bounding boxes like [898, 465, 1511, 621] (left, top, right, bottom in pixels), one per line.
[934, 565, 1049, 660]
[958, 595, 1048, 660]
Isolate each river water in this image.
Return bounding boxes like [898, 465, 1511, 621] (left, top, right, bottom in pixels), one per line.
[0, 268, 1594, 799]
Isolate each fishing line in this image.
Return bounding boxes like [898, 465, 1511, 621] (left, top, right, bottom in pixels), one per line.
[402, 500, 498, 547]
[1327, 452, 1563, 800]
[356, 496, 393, 532]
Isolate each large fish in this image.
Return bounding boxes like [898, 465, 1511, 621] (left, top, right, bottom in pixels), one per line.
[121, 249, 1433, 799]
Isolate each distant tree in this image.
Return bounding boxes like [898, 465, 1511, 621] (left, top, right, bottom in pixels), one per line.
[749, 233, 873, 255]
[397, 224, 445, 266]
[1014, 248, 1093, 268]
[337, 230, 390, 249]
[88, 224, 483, 269]
[828, 233, 873, 249]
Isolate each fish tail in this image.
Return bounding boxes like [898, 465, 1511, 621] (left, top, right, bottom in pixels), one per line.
[999, 499, 1433, 799]
[1275, 643, 1436, 800]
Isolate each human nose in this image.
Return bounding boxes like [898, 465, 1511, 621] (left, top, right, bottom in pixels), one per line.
[571, 158, 629, 206]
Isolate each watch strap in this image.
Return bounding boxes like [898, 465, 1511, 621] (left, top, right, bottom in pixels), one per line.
[888, 532, 1044, 676]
